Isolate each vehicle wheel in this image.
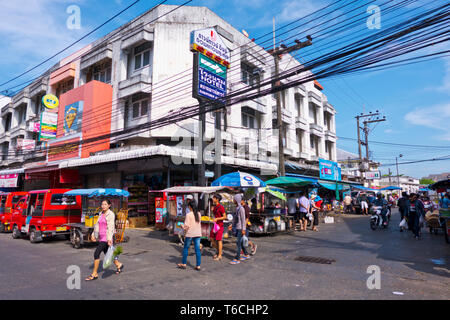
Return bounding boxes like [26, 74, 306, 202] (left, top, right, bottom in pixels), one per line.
[268, 220, 277, 233]
[12, 225, 20, 239]
[0, 223, 4, 233]
[370, 220, 377, 231]
[71, 230, 82, 249]
[29, 228, 38, 243]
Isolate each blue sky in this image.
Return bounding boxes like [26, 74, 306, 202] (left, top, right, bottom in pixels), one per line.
[0, 0, 449, 180]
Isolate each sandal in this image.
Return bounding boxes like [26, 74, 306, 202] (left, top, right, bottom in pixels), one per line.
[85, 274, 98, 281]
[229, 259, 240, 265]
[177, 263, 187, 269]
[213, 256, 222, 261]
[116, 264, 124, 274]
[195, 266, 201, 271]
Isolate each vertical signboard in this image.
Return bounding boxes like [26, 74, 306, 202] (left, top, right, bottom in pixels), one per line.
[63, 101, 84, 136]
[191, 27, 230, 102]
[39, 111, 58, 140]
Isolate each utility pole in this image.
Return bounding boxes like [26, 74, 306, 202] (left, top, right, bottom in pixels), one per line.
[388, 168, 392, 185]
[396, 154, 403, 188]
[355, 111, 386, 186]
[271, 36, 312, 176]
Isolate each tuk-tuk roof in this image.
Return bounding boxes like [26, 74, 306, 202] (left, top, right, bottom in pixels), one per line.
[157, 186, 236, 194]
[64, 188, 130, 197]
[29, 189, 72, 194]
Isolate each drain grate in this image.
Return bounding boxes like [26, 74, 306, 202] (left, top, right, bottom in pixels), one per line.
[122, 250, 150, 256]
[295, 256, 336, 264]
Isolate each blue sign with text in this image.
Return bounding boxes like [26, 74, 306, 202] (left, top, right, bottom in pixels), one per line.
[319, 158, 341, 181]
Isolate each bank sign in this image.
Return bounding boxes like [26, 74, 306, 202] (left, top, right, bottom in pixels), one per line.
[319, 158, 341, 181]
[194, 53, 227, 100]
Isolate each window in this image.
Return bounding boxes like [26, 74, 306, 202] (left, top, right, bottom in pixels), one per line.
[295, 94, 303, 117]
[12, 196, 22, 205]
[18, 106, 26, 124]
[35, 194, 45, 211]
[298, 130, 304, 153]
[133, 42, 151, 71]
[310, 135, 315, 150]
[241, 63, 260, 87]
[92, 61, 112, 84]
[4, 113, 11, 132]
[242, 112, 258, 129]
[309, 103, 317, 124]
[51, 194, 77, 205]
[132, 99, 149, 119]
[56, 78, 74, 98]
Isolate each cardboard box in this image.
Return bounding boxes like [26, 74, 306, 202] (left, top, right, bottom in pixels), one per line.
[128, 216, 148, 228]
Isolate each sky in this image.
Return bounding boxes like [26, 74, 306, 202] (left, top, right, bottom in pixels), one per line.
[0, 0, 449, 180]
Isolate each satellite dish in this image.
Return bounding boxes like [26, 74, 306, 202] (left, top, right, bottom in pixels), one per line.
[242, 30, 249, 38]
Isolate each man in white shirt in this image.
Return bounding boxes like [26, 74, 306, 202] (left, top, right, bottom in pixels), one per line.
[298, 191, 310, 231]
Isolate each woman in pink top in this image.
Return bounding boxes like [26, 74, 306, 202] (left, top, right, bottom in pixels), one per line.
[85, 199, 123, 281]
[177, 198, 202, 271]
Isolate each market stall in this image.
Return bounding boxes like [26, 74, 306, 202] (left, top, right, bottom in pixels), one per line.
[429, 179, 450, 244]
[62, 188, 130, 249]
[153, 186, 236, 245]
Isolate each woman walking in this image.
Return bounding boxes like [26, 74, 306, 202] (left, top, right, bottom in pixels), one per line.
[177, 198, 202, 271]
[211, 194, 226, 261]
[85, 199, 123, 281]
[310, 194, 320, 232]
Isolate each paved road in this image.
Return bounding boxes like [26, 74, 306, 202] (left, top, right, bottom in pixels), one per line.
[0, 209, 448, 300]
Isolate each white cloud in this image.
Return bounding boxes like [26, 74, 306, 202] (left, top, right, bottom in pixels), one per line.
[404, 103, 450, 141]
[0, 0, 88, 82]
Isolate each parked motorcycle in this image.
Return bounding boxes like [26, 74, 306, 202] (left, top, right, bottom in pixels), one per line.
[370, 205, 391, 230]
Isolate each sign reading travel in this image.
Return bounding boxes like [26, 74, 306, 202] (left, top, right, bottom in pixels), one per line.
[319, 158, 341, 181]
[63, 101, 84, 136]
[42, 94, 59, 109]
[39, 111, 58, 140]
[190, 27, 230, 67]
[194, 53, 227, 101]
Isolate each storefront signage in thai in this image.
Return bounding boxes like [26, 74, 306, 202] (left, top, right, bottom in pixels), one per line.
[47, 137, 81, 162]
[191, 27, 230, 102]
[0, 174, 18, 188]
[42, 94, 59, 109]
[39, 111, 58, 140]
[319, 158, 341, 181]
[28, 122, 40, 133]
[190, 27, 230, 65]
[16, 139, 36, 151]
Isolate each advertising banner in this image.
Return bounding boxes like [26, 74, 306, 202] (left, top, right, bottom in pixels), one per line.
[190, 27, 230, 63]
[16, 139, 36, 151]
[47, 136, 81, 162]
[364, 171, 381, 180]
[63, 101, 84, 136]
[28, 122, 40, 133]
[0, 174, 18, 188]
[39, 111, 58, 140]
[319, 158, 341, 181]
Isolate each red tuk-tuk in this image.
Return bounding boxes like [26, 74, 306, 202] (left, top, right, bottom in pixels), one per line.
[0, 191, 28, 232]
[11, 189, 82, 243]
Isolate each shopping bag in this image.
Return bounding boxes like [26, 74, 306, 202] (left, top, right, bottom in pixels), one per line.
[399, 218, 407, 228]
[213, 222, 220, 234]
[242, 235, 249, 247]
[103, 245, 115, 269]
[419, 215, 424, 228]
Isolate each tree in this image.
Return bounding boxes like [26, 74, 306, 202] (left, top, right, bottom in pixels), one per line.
[420, 178, 435, 185]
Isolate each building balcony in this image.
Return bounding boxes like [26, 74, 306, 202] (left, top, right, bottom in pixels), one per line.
[295, 116, 309, 131]
[323, 102, 336, 115]
[12, 88, 30, 107]
[309, 123, 324, 136]
[292, 150, 309, 160]
[118, 74, 152, 99]
[121, 26, 154, 51]
[0, 132, 11, 145]
[8, 153, 24, 165]
[284, 147, 294, 157]
[308, 91, 322, 106]
[324, 130, 337, 142]
[242, 97, 267, 115]
[80, 43, 113, 71]
[10, 123, 27, 138]
[272, 106, 292, 124]
[295, 84, 306, 96]
[29, 78, 48, 98]
[1, 103, 12, 116]
[24, 148, 46, 161]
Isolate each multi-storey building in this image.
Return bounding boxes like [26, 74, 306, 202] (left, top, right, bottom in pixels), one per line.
[0, 5, 338, 222]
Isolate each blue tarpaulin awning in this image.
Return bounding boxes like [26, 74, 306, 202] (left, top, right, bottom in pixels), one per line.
[319, 182, 350, 191]
[64, 188, 130, 198]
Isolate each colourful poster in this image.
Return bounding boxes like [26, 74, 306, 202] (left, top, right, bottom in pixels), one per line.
[63, 101, 83, 136]
[39, 111, 58, 140]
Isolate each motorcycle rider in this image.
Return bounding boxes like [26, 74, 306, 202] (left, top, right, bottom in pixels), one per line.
[373, 193, 388, 225]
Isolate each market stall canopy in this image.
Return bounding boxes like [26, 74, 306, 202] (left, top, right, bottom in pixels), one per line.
[64, 188, 130, 197]
[429, 179, 450, 190]
[158, 186, 235, 194]
[211, 171, 266, 187]
[380, 186, 402, 191]
[266, 176, 314, 187]
[264, 187, 287, 201]
[419, 187, 431, 192]
[318, 182, 349, 191]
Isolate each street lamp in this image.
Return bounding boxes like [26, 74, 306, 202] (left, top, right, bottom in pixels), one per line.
[396, 154, 403, 188]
